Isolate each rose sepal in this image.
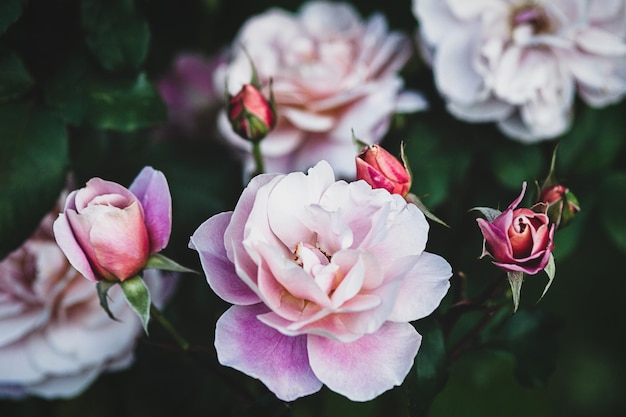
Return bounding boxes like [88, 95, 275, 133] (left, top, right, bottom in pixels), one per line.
[120, 275, 152, 334]
[506, 271, 524, 313]
[539, 253, 556, 303]
[406, 193, 449, 228]
[96, 280, 121, 322]
[145, 253, 199, 274]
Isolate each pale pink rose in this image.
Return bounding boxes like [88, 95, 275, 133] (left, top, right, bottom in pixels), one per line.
[217, 1, 427, 178]
[157, 52, 228, 135]
[190, 161, 452, 401]
[414, 0, 626, 142]
[53, 167, 172, 282]
[0, 197, 173, 399]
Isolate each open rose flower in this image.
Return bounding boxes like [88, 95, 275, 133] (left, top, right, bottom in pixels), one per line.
[218, 1, 427, 178]
[476, 182, 555, 274]
[413, 0, 626, 141]
[53, 167, 171, 282]
[190, 160, 452, 401]
[0, 194, 173, 399]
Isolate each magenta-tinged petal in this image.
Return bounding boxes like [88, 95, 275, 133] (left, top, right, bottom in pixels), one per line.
[388, 252, 452, 322]
[476, 218, 513, 262]
[53, 213, 97, 281]
[190, 213, 260, 305]
[215, 304, 323, 401]
[308, 321, 421, 401]
[128, 166, 172, 254]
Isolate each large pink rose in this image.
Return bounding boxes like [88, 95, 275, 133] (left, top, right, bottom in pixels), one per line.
[414, 0, 626, 141]
[0, 197, 173, 399]
[190, 161, 452, 401]
[217, 1, 427, 178]
[53, 166, 171, 282]
[476, 183, 555, 274]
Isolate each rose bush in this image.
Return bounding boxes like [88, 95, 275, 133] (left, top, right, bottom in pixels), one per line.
[476, 182, 555, 274]
[53, 167, 171, 282]
[413, 0, 626, 141]
[0, 196, 173, 399]
[190, 160, 452, 402]
[217, 0, 427, 177]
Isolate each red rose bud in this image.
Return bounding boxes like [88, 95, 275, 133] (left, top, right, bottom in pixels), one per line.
[539, 184, 580, 229]
[227, 83, 276, 142]
[356, 144, 411, 196]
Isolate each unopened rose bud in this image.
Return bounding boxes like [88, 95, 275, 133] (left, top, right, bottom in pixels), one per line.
[539, 184, 580, 229]
[356, 144, 411, 196]
[53, 167, 172, 282]
[227, 83, 276, 142]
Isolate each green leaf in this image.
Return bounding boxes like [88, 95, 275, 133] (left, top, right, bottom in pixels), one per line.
[96, 280, 120, 321]
[81, 0, 150, 72]
[120, 275, 152, 333]
[600, 171, 626, 252]
[486, 309, 563, 388]
[406, 193, 450, 228]
[44, 55, 166, 131]
[0, 0, 27, 35]
[0, 47, 34, 103]
[538, 254, 556, 303]
[145, 253, 199, 274]
[558, 104, 625, 175]
[506, 271, 524, 313]
[490, 144, 544, 190]
[409, 317, 449, 417]
[0, 102, 68, 259]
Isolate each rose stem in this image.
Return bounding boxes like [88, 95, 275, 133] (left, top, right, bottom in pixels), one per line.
[149, 303, 190, 351]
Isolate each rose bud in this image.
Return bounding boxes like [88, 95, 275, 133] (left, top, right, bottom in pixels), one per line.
[476, 182, 555, 275]
[539, 184, 580, 229]
[356, 144, 411, 196]
[227, 82, 276, 142]
[53, 166, 172, 282]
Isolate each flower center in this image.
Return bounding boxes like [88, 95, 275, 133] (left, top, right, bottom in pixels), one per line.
[510, 3, 551, 35]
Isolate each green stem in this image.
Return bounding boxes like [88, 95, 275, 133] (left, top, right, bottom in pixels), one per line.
[251, 140, 265, 177]
[149, 303, 190, 351]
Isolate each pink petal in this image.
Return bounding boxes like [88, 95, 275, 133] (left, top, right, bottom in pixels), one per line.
[53, 213, 97, 281]
[308, 321, 421, 401]
[128, 166, 172, 254]
[27, 367, 102, 399]
[74, 178, 136, 211]
[215, 304, 323, 401]
[576, 27, 626, 56]
[388, 252, 452, 322]
[190, 213, 260, 305]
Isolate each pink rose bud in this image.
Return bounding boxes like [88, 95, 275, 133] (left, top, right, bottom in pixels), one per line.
[356, 144, 412, 196]
[477, 182, 555, 275]
[53, 167, 172, 282]
[227, 83, 276, 142]
[539, 184, 580, 229]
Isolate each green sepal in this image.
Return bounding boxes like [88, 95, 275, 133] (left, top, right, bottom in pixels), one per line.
[538, 254, 556, 303]
[406, 193, 450, 228]
[471, 206, 502, 222]
[144, 253, 199, 274]
[506, 271, 524, 313]
[120, 275, 151, 334]
[96, 280, 120, 322]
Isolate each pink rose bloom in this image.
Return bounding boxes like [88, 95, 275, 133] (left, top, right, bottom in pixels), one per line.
[53, 166, 171, 282]
[217, 1, 427, 178]
[0, 197, 173, 399]
[414, 0, 626, 141]
[156, 52, 227, 135]
[190, 161, 452, 401]
[477, 182, 555, 274]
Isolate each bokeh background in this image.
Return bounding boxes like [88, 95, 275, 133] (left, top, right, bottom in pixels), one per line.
[1, 0, 625, 416]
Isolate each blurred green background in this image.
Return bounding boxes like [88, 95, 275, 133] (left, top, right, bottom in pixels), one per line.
[1, 0, 625, 416]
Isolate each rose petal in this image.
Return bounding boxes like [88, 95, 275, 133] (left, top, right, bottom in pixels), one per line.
[215, 304, 323, 401]
[129, 166, 172, 254]
[308, 321, 421, 401]
[53, 213, 97, 282]
[190, 212, 260, 305]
